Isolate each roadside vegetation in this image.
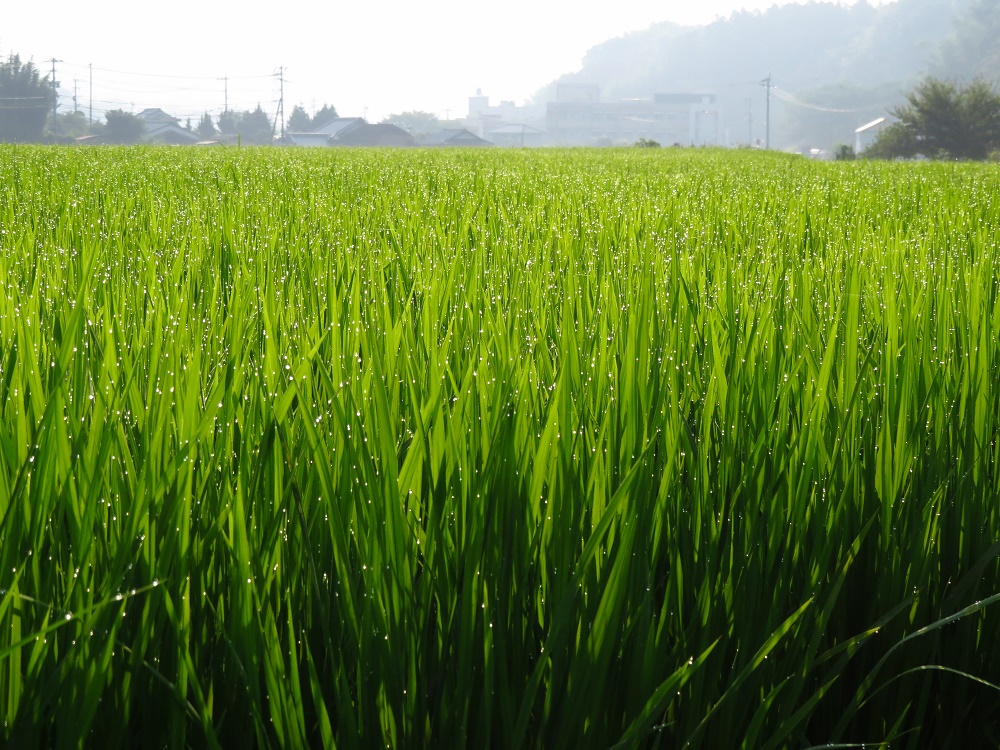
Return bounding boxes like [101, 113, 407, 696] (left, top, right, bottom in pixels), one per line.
[1, 146, 998, 747]
[867, 76, 1000, 161]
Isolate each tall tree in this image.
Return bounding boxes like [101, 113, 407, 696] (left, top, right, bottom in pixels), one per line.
[311, 103, 339, 128]
[0, 54, 51, 143]
[195, 112, 216, 139]
[105, 109, 146, 144]
[381, 111, 441, 138]
[870, 76, 1000, 160]
[237, 105, 273, 144]
[49, 110, 91, 140]
[217, 110, 238, 137]
[287, 104, 312, 132]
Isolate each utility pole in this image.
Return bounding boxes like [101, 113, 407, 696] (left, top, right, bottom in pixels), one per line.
[746, 98, 752, 145]
[73, 79, 79, 112]
[761, 72, 771, 150]
[89, 63, 93, 124]
[48, 58, 62, 124]
[218, 76, 228, 113]
[274, 66, 285, 139]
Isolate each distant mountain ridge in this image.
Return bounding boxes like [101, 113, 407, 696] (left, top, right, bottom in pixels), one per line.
[540, 0, 996, 150]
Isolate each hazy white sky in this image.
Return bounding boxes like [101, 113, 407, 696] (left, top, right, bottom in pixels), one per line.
[3, 0, 891, 125]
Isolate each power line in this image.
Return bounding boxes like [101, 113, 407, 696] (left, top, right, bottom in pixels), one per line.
[771, 86, 871, 113]
[62, 61, 272, 81]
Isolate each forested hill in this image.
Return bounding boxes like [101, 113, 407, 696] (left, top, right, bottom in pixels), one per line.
[541, 0, 998, 151]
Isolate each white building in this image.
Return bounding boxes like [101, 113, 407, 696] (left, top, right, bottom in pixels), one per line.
[855, 117, 888, 153]
[545, 90, 723, 147]
[464, 90, 547, 145]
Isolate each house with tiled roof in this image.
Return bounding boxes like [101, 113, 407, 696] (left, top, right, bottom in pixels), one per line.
[287, 117, 366, 147]
[420, 128, 493, 147]
[330, 123, 414, 147]
[136, 108, 199, 144]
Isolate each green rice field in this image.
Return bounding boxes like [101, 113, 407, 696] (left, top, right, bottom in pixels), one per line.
[1, 145, 999, 748]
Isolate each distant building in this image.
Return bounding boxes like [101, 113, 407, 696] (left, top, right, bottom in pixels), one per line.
[486, 123, 549, 147]
[136, 108, 199, 145]
[284, 118, 416, 147]
[555, 83, 600, 103]
[420, 128, 493, 147]
[854, 117, 887, 153]
[546, 89, 723, 147]
[287, 117, 366, 147]
[330, 123, 415, 147]
[463, 89, 546, 145]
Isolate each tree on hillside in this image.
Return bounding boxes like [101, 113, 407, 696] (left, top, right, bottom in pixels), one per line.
[382, 111, 441, 138]
[869, 76, 1000, 160]
[539, 0, 969, 150]
[0, 54, 52, 143]
[105, 109, 145, 144]
[311, 103, 338, 128]
[195, 112, 216, 139]
[938, 0, 1000, 81]
[287, 104, 312, 132]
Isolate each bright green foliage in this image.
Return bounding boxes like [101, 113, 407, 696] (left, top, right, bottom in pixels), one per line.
[0, 147, 999, 748]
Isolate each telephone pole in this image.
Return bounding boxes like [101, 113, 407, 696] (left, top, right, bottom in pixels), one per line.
[274, 66, 285, 139]
[48, 58, 62, 124]
[761, 73, 772, 150]
[89, 63, 93, 124]
[218, 76, 228, 113]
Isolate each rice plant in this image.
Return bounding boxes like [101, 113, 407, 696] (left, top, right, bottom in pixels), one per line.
[0, 145, 998, 748]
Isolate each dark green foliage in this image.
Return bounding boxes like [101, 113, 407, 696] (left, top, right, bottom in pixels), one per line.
[865, 121, 919, 159]
[194, 112, 216, 139]
[871, 77, 1000, 160]
[286, 104, 312, 132]
[310, 103, 338, 129]
[217, 105, 272, 144]
[104, 109, 146, 144]
[49, 110, 91, 140]
[217, 109, 238, 136]
[0, 54, 51, 143]
[834, 143, 855, 160]
[239, 105, 273, 144]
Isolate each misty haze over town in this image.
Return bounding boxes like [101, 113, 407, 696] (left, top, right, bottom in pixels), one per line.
[6, 0, 996, 154]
